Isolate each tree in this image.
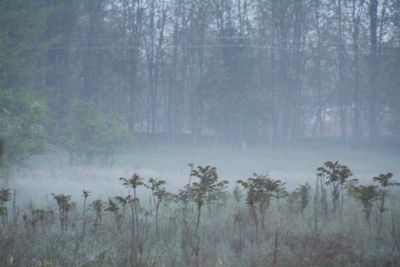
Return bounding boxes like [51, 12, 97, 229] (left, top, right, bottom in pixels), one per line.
[146, 177, 168, 238]
[2, 0, 400, 148]
[61, 101, 134, 165]
[0, 90, 47, 185]
[44, 0, 78, 130]
[119, 173, 144, 265]
[0, 0, 53, 91]
[317, 161, 353, 212]
[373, 172, 399, 234]
[347, 182, 380, 223]
[288, 183, 311, 215]
[238, 174, 286, 233]
[82, 0, 106, 101]
[189, 165, 228, 232]
[0, 188, 11, 225]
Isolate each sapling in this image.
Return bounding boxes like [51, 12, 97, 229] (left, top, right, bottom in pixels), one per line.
[73, 190, 90, 258]
[373, 172, 399, 234]
[0, 189, 12, 267]
[238, 174, 286, 231]
[175, 164, 196, 238]
[289, 183, 311, 215]
[237, 177, 261, 237]
[81, 190, 90, 237]
[314, 167, 329, 223]
[145, 177, 167, 238]
[141, 207, 151, 240]
[317, 161, 352, 213]
[52, 193, 74, 232]
[105, 198, 123, 231]
[120, 173, 144, 240]
[115, 195, 131, 227]
[0, 188, 11, 226]
[11, 190, 17, 231]
[177, 183, 193, 254]
[391, 210, 400, 253]
[120, 173, 144, 266]
[178, 185, 194, 222]
[272, 226, 280, 267]
[26, 208, 54, 232]
[128, 196, 139, 265]
[233, 185, 243, 203]
[347, 181, 380, 223]
[190, 165, 228, 232]
[176, 163, 198, 251]
[232, 186, 245, 255]
[91, 199, 103, 233]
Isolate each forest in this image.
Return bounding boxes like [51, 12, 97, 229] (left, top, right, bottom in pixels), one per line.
[1, 0, 400, 148]
[0, 0, 400, 266]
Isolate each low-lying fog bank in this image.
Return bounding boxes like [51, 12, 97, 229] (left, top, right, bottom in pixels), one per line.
[11, 145, 400, 204]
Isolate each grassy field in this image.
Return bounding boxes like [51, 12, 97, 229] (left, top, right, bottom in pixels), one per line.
[1, 145, 399, 266]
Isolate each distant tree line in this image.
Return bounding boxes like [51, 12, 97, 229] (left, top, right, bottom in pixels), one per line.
[1, 0, 400, 147]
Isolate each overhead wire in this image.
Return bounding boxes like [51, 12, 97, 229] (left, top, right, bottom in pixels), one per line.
[43, 43, 400, 57]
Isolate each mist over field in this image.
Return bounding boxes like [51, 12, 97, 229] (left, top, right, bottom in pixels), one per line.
[12, 146, 400, 203]
[1, 0, 400, 266]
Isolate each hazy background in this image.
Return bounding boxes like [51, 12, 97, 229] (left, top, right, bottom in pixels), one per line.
[0, 0, 400, 202]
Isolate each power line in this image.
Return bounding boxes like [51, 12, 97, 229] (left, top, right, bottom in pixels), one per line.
[45, 44, 400, 56]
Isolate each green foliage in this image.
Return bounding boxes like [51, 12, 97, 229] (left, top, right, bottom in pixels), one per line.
[237, 174, 286, 208]
[51, 193, 74, 231]
[120, 173, 144, 196]
[373, 172, 399, 233]
[105, 197, 123, 230]
[317, 161, 352, 210]
[145, 178, 170, 237]
[0, 0, 55, 89]
[61, 101, 134, 165]
[91, 199, 104, 231]
[238, 174, 286, 231]
[105, 198, 120, 213]
[0, 188, 11, 218]
[347, 182, 380, 222]
[115, 195, 131, 207]
[373, 172, 399, 189]
[0, 188, 11, 204]
[0, 90, 47, 171]
[189, 165, 229, 208]
[177, 165, 228, 232]
[91, 199, 104, 214]
[317, 161, 353, 185]
[146, 178, 169, 206]
[23, 208, 54, 231]
[0, 161, 399, 266]
[288, 183, 311, 214]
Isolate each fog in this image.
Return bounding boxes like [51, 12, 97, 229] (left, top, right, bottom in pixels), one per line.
[12, 145, 399, 204]
[1, 1, 400, 266]
[1, 0, 399, 225]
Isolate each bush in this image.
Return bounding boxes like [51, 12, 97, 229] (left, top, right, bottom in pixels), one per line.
[61, 101, 133, 165]
[0, 89, 47, 184]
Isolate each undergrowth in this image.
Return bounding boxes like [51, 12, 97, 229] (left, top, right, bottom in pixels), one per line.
[0, 162, 399, 267]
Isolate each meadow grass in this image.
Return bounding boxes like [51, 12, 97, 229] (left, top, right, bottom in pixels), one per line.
[0, 146, 399, 266]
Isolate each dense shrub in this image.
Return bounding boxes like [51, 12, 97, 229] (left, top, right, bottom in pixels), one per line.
[0, 90, 47, 184]
[61, 101, 134, 165]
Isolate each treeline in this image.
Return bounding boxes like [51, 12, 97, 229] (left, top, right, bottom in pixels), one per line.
[1, 0, 400, 146]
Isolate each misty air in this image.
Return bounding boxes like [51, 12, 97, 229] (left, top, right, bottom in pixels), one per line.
[0, 0, 400, 266]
